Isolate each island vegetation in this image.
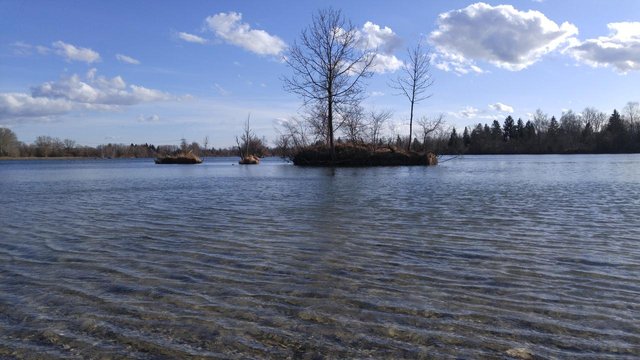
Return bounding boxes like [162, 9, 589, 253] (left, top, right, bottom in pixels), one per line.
[151, 137, 202, 164]
[236, 116, 262, 165]
[280, 8, 439, 166]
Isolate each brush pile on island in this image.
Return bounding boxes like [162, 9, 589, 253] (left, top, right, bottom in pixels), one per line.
[154, 150, 202, 164]
[292, 144, 438, 167]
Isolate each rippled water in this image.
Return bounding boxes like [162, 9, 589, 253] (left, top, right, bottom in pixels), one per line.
[1, 155, 639, 359]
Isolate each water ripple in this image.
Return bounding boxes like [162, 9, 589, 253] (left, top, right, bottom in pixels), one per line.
[1, 155, 639, 358]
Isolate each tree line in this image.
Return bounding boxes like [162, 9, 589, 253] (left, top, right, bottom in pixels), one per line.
[0, 129, 270, 159]
[445, 103, 640, 155]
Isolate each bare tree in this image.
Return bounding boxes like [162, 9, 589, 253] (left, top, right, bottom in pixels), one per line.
[303, 101, 328, 144]
[275, 116, 312, 159]
[341, 104, 366, 143]
[202, 136, 209, 152]
[533, 108, 549, 135]
[391, 41, 434, 151]
[368, 109, 392, 149]
[283, 8, 374, 160]
[417, 114, 445, 151]
[236, 115, 255, 158]
[581, 107, 607, 132]
[623, 101, 639, 124]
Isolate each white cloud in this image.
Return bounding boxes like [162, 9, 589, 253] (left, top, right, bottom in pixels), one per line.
[0, 70, 172, 121]
[11, 42, 51, 56]
[356, 21, 404, 74]
[116, 54, 140, 65]
[432, 52, 484, 75]
[178, 32, 207, 44]
[205, 12, 286, 55]
[489, 102, 514, 113]
[459, 106, 480, 118]
[358, 21, 402, 53]
[371, 53, 404, 73]
[0, 93, 73, 118]
[568, 22, 640, 73]
[138, 114, 160, 122]
[429, 2, 578, 72]
[52, 41, 101, 63]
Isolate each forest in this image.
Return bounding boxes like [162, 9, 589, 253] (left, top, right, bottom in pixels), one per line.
[1, 103, 638, 159]
[444, 104, 640, 155]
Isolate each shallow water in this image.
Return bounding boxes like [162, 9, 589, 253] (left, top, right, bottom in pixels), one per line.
[1, 155, 639, 359]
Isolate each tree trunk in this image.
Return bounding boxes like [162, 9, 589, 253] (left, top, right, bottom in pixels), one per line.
[408, 99, 414, 152]
[328, 97, 335, 161]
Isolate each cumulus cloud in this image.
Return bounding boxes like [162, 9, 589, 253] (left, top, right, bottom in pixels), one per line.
[430, 2, 578, 72]
[31, 72, 169, 106]
[489, 102, 514, 113]
[116, 54, 140, 65]
[432, 52, 484, 75]
[458, 106, 480, 118]
[370, 53, 404, 73]
[568, 22, 640, 73]
[355, 21, 404, 73]
[178, 32, 207, 44]
[358, 21, 402, 53]
[0, 70, 172, 121]
[205, 12, 286, 55]
[52, 41, 101, 63]
[0, 93, 73, 119]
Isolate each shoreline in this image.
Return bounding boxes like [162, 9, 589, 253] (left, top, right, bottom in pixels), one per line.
[0, 156, 111, 161]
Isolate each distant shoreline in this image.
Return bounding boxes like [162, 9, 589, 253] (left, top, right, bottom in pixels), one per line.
[0, 156, 119, 161]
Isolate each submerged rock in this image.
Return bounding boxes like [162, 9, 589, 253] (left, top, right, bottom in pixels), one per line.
[506, 347, 534, 359]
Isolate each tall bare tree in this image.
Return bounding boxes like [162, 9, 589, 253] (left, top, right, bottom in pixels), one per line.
[283, 8, 374, 160]
[391, 41, 434, 151]
[236, 115, 255, 158]
[623, 101, 639, 124]
[417, 114, 445, 151]
[367, 109, 392, 149]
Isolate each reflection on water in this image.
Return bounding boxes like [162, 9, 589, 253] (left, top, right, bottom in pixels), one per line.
[1, 155, 639, 358]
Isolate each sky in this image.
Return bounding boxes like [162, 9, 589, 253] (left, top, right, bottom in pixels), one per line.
[1, 0, 639, 147]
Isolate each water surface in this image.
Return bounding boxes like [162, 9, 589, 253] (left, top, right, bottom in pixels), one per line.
[1, 155, 639, 358]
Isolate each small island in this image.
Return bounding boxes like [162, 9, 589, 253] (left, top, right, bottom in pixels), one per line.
[236, 116, 263, 165]
[293, 144, 437, 167]
[154, 150, 202, 164]
[155, 140, 203, 164]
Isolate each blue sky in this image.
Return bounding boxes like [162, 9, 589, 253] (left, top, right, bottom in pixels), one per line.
[1, 0, 639, 147]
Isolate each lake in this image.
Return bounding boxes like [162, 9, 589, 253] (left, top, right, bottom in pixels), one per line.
[1, 155, 639, 359]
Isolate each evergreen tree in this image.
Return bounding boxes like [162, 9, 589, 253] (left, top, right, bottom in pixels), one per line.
[462, 127, 471, 147]
[606, 109, 624, 133]
[491, 120, 502, 139]
[524, 120, 536, 140]
[502, 116, 515, 141]
[548, 116, 559, 136]
[516, 118, 525, 139]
